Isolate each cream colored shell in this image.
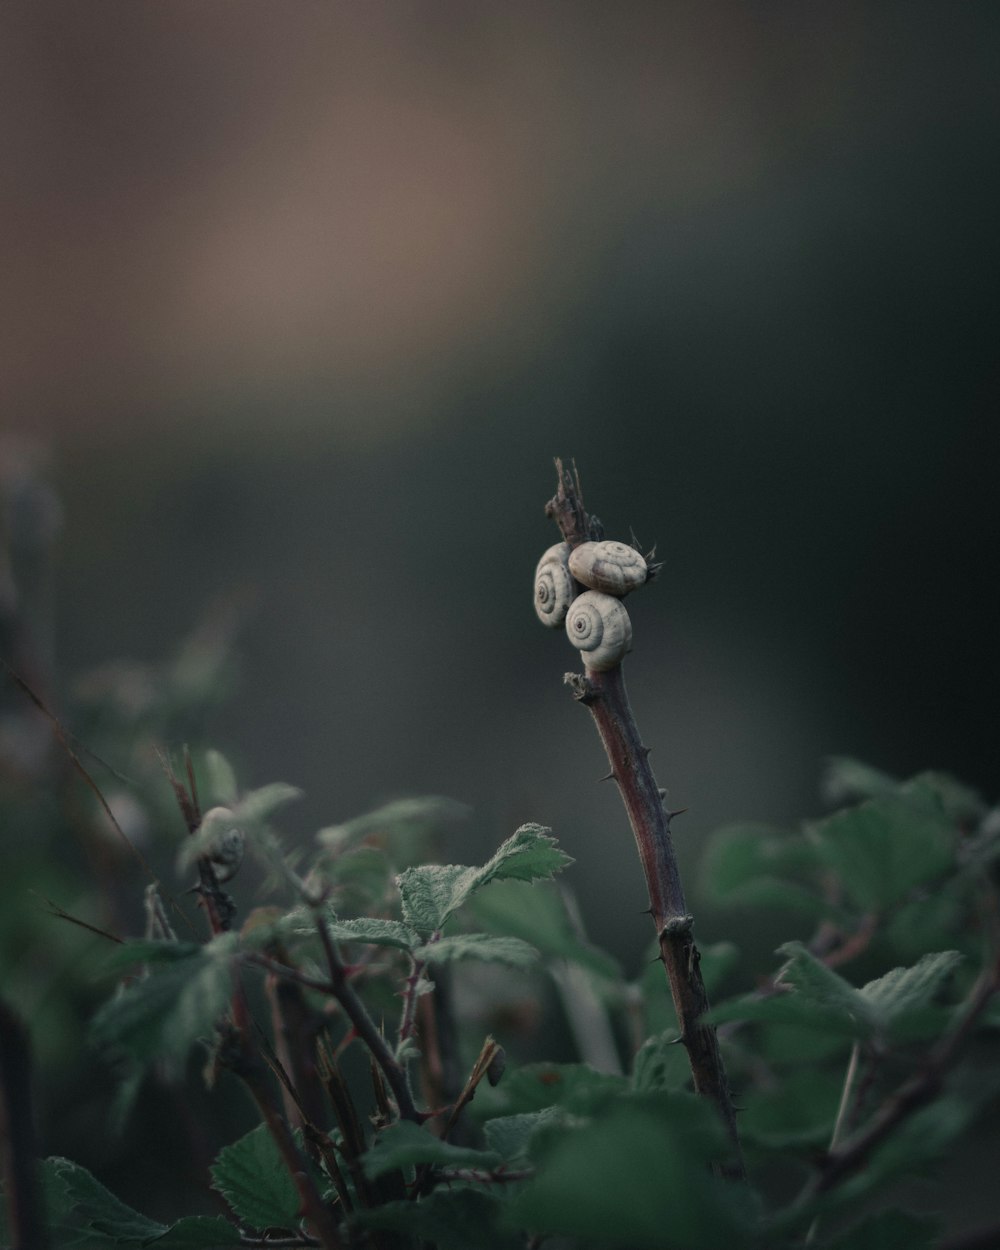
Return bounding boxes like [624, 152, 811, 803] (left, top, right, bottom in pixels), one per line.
[568, 540, 647, 597]
[565, 590, 632, 671]
[198, 805, 246, 884]
[534, 542, 575, 627]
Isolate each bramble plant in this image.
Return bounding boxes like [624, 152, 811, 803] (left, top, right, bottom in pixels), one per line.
[1, 459, 999, 1250]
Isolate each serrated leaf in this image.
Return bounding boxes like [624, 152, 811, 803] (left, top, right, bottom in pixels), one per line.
[362, 1120, 502, 1179]
[146, 1215, 243, 1247]
[483, 1107, 566, 1162]
[35, 1156, 166, 1248]
[859, 950, 963, 1033]
[418, 934, 539, 967]
[706, 992, 860, 1038]
[91, 935, 237, 1068]
[506, 1095, 752, 1249]
[318, 796, 470, 852]
[357, 1189, 518, 1250]
[397, 826, 572, 933]
[774, 941, 876, 1038]
[811, 794, 955, 910]
[320, 917, 419, 950]
[468, 880, 622, 981]
[210, 1124, 302, 1232]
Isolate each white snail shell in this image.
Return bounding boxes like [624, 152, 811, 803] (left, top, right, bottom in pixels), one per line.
[534, 542, 575, 627]
[568, 541, 647, 597]
[198, 805, 246, 884]
[565, 590, 632, 671]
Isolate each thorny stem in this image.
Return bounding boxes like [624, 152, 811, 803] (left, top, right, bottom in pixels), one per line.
[313, 911, 423, 1124]
[545, 460, 744, 1178]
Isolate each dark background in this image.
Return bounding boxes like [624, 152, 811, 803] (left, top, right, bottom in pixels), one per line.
[2, 0, 999, 1222]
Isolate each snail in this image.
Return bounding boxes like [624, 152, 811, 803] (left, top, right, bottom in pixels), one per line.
[197, 805, 246, 884]
[565, 590, 632, 671]
[568, 540, 647, 597]
[533, 542, 576, 627]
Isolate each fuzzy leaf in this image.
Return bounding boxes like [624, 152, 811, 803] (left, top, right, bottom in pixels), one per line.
[860, 950, 963, 1031]
[418, 934, 540, 968]
[320, 916, 419, 950]
[357, 1189, 517, 1250]
[18, 1156, 167, 1248]
[475, 1063, 628, 1119]
[90, 935, 237, 1067]
[774, 941, 876, 1037]
[821, 757, 898, 805]
[706, 992, 860, 1038]
[362, 1120, 502, 1179]
[811, 794, 955, 910]
[483, 1108, 566, 1162]
[397, 826, 571, 933]
[210, 1124, 302, 1232]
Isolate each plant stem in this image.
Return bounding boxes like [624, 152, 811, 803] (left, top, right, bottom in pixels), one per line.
[545, 461, 744, 1178]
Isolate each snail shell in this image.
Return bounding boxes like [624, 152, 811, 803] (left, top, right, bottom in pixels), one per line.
[534, 542, 575, 627]
[565, 590, 632, 671]
[568, 541, 647, 597]
[198, 805, 246, 884]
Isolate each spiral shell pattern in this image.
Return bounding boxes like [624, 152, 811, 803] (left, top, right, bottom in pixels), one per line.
[199, 805, 246, 884]
[565, 590, 632, 671]
[568, 540, 647, 597]
[534, 542, 575, 627]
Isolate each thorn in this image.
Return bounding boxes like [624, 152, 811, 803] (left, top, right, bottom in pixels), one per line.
[668, 1034, 685, 1046]
[639, 745, 652, 759]
[638, 905, 654, 917]
[598, 770, 617, 783]
[667, 807, 688, 820]
[658, 788, 668, 800]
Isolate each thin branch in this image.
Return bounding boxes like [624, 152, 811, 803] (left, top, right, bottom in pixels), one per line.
[544, 461, 744, 1178]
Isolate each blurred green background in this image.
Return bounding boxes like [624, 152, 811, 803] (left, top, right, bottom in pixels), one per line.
[2, 0, 999, 1224]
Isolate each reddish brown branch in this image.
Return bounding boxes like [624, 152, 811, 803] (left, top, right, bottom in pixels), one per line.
[545, 462, 744, 1178]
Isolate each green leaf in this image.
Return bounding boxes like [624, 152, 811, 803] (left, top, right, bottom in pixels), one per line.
[320, 916, 419, 950]
[318, 796, 470, 853]
[506, 1094, 753, 1250]
[706, 992, 861, 1038]
[859, 950, 963, 1034]
[821, 757, 899, 805]
[90, 935, 237, 1068]
[901, 772, 986, 825]
[101, 939, 204, 973]
[474, 1063, 628, 1119]
[418, 934, 540, 968]
[700, 823, 830, 924]
[811, 794, 955, 910]
[483, 1107, 566, 1162]
[146, 1216, 243, 1247]
[774, 941, 876, 1038]
[631, 1031, 690, 1093]
[397, 826, 572, 933]
[739, 1068, 842, 1149]
[468, 880, 621, 981]
[210, 1123, 302, 1232]
[357, 1189, 518, 1250]
[362, 1120, 502, 1179]
[30, 1156, 166, 1248]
